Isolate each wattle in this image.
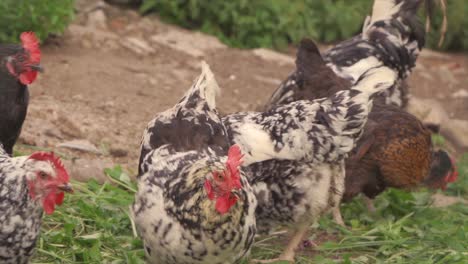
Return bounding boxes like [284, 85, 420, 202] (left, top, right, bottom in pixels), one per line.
[215, 194, 238, 215]
[42, 191, 63, 215]
[19, 71, 38, 85]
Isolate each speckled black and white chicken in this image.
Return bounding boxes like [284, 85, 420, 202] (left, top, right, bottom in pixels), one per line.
[267, 0, 429, 110]
[133, 62, 257, 264]
[0, 147, 73, 263]
[223, 65, 397, 262]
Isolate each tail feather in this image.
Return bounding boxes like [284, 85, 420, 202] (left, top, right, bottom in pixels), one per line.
[325, 66, 397, 141]
[184, 61, 220, 110]
[364, 0, 426, 43]
[352, 66, 398, 96]
[368, 0, 405, 25]
[358, 0, 426, 78]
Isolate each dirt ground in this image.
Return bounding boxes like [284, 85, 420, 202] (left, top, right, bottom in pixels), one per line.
[18, 0, 468, 182]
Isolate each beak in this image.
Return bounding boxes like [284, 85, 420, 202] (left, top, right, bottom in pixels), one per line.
[30, 64, 44, 72]
[57, 183, 74, 193]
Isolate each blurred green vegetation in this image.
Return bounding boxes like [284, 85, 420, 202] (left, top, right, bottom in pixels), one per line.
[0, 0, 75, 43]
[140, 0, 468, 51]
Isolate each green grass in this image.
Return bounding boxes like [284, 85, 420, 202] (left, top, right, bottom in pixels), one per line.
[32, 166, 144, 264]
[31, 158, 468, 264]
[245, 189, 467, 264]
[0, 0, 75, 43]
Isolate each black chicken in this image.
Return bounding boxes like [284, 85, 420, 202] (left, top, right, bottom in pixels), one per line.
[0, 32, 42, 155]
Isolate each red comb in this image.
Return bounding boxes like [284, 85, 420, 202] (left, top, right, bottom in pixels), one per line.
[227, 145, 243, 170]
[20, 32, 41, 63]
[29, 152, 70, 183]
[226, 145, 243, 188]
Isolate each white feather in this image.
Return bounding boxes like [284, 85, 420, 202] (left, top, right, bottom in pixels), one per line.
[197, 61, 220, 109]
[369, 0, 404, 26]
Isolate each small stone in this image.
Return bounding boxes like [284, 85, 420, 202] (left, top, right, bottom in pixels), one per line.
[451, 89, 468, 99]
[63, 158, 113, 183]
[150, 30, 226, 58]
[120, 37, 155, 55]
[44, 129, 63, 139]
[81, 38, 93, 49]
[407, 97, 468, 151]
[253, 75, 282, 86]
[87, 9, 107, 30]
[149, 78, 157, 85]
[443, 119, 468, 150]
[406, 97, 449, 125]
[252, 48, 294, 66]
[58, 140, 101, 154]
[432, 193, 468, 208]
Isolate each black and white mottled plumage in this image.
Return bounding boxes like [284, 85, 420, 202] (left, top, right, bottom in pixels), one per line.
[224, 66, 397, 167]
[0, 146, 60, 264]
[268, 0, 427, 109]
[138, 62, 229, 175]
[247, 160, 344, 235]
[222, 64, 396, 261]
[133, 62, 257, 264]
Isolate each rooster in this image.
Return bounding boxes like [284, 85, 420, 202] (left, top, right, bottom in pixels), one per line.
[133, 62, 257, 264]
[267, 0, 429, 110]
[0, 146, 72, 263]
[0, 32, 42, 155]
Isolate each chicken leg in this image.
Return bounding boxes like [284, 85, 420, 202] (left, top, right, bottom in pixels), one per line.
[332, 206, 345, 226]
[252, 222, 309, 263]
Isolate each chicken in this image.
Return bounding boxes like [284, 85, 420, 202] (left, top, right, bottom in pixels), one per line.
[337, 104, 459, 222]
[133, 62, 257, 264]
[268, 38, 457, 227]
[0, 146, 73, 263]
[222, 65, 398, 263]
[267, 0, 429, 110]
[0, 32, 42, 155]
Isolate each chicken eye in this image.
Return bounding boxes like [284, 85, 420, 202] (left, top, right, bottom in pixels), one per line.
[39, 171, 48, 179]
